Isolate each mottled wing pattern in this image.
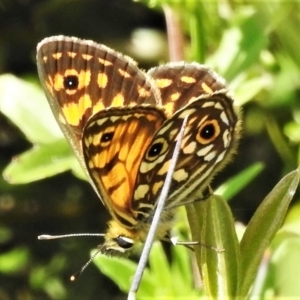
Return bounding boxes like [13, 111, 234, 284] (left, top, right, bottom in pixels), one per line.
[37, 36, 240, 234]
[37, 36, 161, 175]
[132, 68, 239, 221]
[148, 62, 227, 116]
[82, 106, 166, 228]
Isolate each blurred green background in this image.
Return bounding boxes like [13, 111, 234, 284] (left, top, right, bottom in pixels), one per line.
[0, 0, 300, 299]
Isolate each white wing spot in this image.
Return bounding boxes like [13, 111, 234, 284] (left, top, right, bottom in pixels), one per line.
[197, 144, 214, 157]
[134, 185, 150, 200]
[220, 111, 229, 125]
[204, 151, 216, 161]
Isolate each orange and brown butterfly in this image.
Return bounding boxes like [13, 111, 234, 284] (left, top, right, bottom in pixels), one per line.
[36, 36, 240, 256]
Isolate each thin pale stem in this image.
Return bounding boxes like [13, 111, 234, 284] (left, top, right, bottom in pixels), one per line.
[163, 5, 185, 61]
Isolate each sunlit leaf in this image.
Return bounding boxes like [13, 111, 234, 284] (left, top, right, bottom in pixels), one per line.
[186, 194, 240, 298]
[239, 167, 300, 297]
[0, 74, 62, 143]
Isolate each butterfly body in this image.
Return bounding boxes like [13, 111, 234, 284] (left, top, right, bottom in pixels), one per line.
[37, 36, 240, 256]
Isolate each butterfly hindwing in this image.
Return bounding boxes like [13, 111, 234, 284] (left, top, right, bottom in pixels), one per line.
[148, 62, 228, 116]
[132, 92, 239, 220]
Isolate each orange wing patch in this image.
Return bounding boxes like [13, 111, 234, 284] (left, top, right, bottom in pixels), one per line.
[155, 78, 172, 88]
[61, 94, 92, 126]
[180, 76, 196, 84]
[52, 52, 62, 59]
[97, 73, 108, 88]
[112, 93, 124, 106]
[83, 107, 166, 226]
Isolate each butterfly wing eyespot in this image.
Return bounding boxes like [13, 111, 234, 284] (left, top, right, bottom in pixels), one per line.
[197, 120, 220, 144]
[63, 75, 79, 90]
[146, 138, 168, 160]
[100, 131, 115, 143]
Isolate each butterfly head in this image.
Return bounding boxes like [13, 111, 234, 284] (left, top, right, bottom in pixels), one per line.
[100, 220, 141, 256]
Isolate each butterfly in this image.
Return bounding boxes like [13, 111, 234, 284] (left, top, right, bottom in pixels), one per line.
[36, 35, 240, 256]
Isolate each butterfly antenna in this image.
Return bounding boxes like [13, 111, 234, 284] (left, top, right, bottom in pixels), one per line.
[70, 249, 101, 281]
[128, 116, 188, 300]
[38, 233, 104, 280]
[38, 233, 105, 240]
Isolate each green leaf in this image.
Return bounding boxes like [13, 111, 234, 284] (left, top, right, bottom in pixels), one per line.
[94, 241, 201, 299]
[231, 75, 272, 106]
[275, 8, 300, 70]
[252, 204, 300, 297]
[3, 139, 78, 184]
[0, 74, 62, 143]
[171, 241, 195, 295]
[283, 202, 300, 233]
[209, 9, 268, 81]
[215, 162, 264, 201]
[146, 242, 200, 298]
[239, 167, 300, 297]
[30, 261, 67, 299]
[270, 237, 300, 297]
[0, 247, 29, 273]
[94, 252, 155, 298]
[186, 194, 240, 298]
[94, 254, 136, 292]
[147, 241, 172, 291]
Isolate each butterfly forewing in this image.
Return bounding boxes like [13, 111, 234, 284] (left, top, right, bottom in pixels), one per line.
[132, 92, 239, 219]
[37, 36, 161, 173]
[82, 106, 166, 228]
[37, 36, 162, 195]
